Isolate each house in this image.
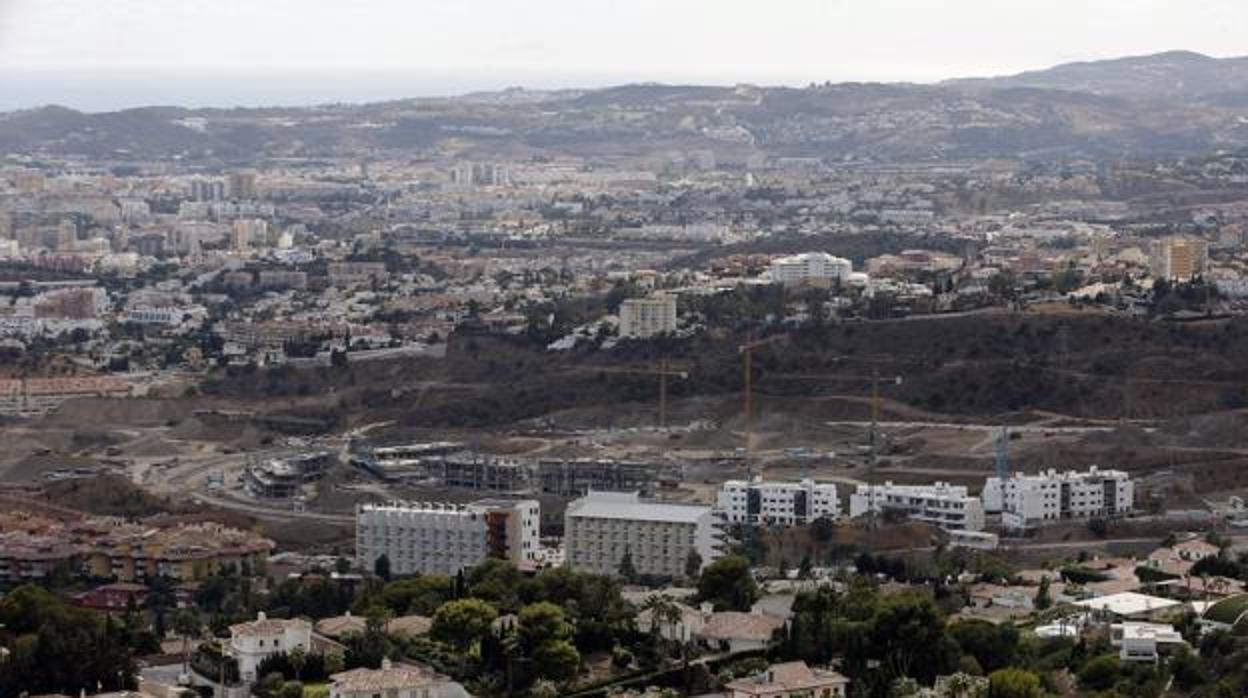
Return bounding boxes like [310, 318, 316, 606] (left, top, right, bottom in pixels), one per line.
[637, 601, 785, 652]
[699, 611, 786, 653]
[228, 612, 313, 684]
[1110, 623, 1187, 662]
[725, 660, 849, 698]
[1072, 592, 1182, 621]
[74, 582, 149, 612]
[329, 659, 470, 698]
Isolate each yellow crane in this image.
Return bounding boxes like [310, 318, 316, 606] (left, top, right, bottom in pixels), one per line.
[588, 360, 689, 428]
[738, 335, 787, 469]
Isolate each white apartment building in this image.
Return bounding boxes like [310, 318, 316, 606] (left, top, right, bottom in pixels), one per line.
[355, 499, 540, 576]
[848, 482, 985, 532]
[619, 295, 677, 339]
[716, 477, 839, 526]
[983, 466, 1134, 531]
[768, 252, 854, 287]
[229, 612, 312, 684]
[565, 491, 720, 578]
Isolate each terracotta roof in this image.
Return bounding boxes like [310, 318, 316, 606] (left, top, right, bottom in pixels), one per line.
[229, 615, 310, 637]
[699, 612, 784, 642]
[387, 615, 433, 637]
[725, 661, 849, 694]
[331, 663, 450, 692]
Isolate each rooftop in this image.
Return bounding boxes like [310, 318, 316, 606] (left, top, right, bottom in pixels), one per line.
[567, 491, 711, 524]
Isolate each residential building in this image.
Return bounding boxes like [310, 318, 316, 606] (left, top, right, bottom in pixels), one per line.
[564, 491, 720, 578]
[328, 261, 389, 287]
[0, 512, 274, 584]
[330, 659, 470, 698]
[227, 171, 259, 200]
[1111, 623, 1186, 662]
[231, 219, 268, 250]
[190, 178, 226, 202]
[355, 499, 540, 576]
[228, 612, 312, 684]
[769, 252, 854, 287]
[1151, 238, 1208, 282]
[619, 294, 677, 339]
[637, 601, 785, 653]
[716, 477, 839, 526]
[848, 482, 985, 532]
[725, 660, 849, 698]
[983, 466, 1134, 531]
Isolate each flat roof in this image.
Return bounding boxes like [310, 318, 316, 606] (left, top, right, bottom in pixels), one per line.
[1073, 592, 1181, 616]
[568, 492, 710, 524]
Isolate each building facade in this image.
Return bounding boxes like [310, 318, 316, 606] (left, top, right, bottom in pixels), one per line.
[716, 477, 839, 526]
[769, 252, 853, 287]
[619, 295, 677, 339]
[355, 499, 540, 576]
[848, 482, 985, 532]
[1151, 238, 1208, 282]
[983, 466, 1134, 531]
[229, 612, 312, 684]
[564, 491, 720, 578]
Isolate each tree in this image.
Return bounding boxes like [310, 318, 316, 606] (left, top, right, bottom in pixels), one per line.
[1033, 576, 1052, 611]
[618, 547, 638, 582]
[697, 555, 759, 611]
[278, 681, 303, 698]
[949, 619, 1018, 674]
[324, 647, 345, 675]
[518, 602, 573, 654]
[531, 639, 581, 682]
[173, 609, 202, 674]
[684, 549, 703, 579]
[380, 575, 453, 615]
[287, 645, 307, 682]
[1078, 654, 1121, 691]
[373, 554, 391, 581]
[987, 668, 1043, 698]
[431, 598, 499, 654]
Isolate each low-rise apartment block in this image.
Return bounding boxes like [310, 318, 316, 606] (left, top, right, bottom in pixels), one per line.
[849, 482, 985, 532]
[716, 477, 839, 526]
[0, 512, 274, 584]
[355, 499, 540, 576]
[564, 491, 721, 578]
[983, 466, 1134, 531]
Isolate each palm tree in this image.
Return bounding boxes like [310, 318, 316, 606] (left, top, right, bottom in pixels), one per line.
[172, 609, 202, 677]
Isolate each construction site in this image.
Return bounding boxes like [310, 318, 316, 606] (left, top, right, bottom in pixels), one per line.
[1, 312, 1247, 553]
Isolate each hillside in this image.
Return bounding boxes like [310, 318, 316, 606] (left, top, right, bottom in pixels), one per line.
[4, 52, 1248, 163]
[947, 51, 1248, 101]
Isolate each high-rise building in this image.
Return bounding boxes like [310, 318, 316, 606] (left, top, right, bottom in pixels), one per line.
[564, 491, 721, 578]
[983, 466, 1134, 531]
[190, 178, 226, 202]
[231, 219, 268, 250]
[849, 482, 985, 532]
[227, 171, 259, 200]
[1151, 238, 1208, 282]
[716, 477, 839, 526]
[355, 499, 540, 576]
[618, 294, 677, 339]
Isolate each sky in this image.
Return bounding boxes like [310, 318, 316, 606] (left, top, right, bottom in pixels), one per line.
[0, 0, 1245, 111]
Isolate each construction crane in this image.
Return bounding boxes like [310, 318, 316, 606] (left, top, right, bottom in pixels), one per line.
[738, 335, 787, 474]
[588, 360, 688, 428]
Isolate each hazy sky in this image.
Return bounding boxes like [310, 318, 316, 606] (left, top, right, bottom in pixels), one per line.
[1, 0, 1245, 110]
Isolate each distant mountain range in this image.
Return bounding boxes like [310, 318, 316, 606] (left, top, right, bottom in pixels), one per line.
[3, 51, 1247, 164]
[947, 50, 1248, 102]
